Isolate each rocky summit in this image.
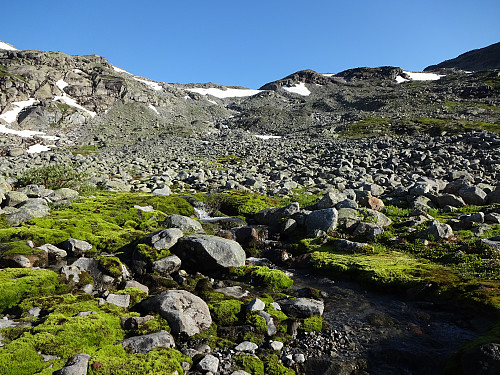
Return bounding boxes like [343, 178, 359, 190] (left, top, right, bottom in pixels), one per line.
[0, 40, 499, 375]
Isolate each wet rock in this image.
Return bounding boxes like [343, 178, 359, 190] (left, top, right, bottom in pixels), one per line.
[279, 298, 324, 318]
[462, 343, 500, 375]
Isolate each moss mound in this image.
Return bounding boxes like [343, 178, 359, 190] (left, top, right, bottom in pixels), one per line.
[231, 266, 293, 290]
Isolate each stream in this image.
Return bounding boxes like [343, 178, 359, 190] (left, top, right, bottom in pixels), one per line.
[290, 270, 491, 375]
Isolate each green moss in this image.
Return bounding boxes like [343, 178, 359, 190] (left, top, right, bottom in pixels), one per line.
[96, 255, 123, 278]
[0, 268, 64, 312]
[340, 117, 391, 138]
[299, 316, 324, 332]
[262, 354, 296, 375]
[265, 304, 288, 322]
[206, 190, 278, 218]
[88, 345, 191, 375]
[136, 243, 171, 262]
[231, 266, 293, 290]
[133, 315, 171, 335]
[241, 331, 264, 345]
[247, 313, 268, 334]
[310, 250, 459, 290]
[209, 299, 244, 326]
[115, 287, 148, 306]
[0, 241, 44, 257]
[234, 354, 265, 375]
[0, 294, 131, 375]
[0, 192, 195, 253]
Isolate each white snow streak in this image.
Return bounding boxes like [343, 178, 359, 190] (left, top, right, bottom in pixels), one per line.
[0, 41, 18, 51]
[283, 82, 311, 96]
[0, 124, 44, 138]
[321, 73, 335, 77]
[27, 144, 51, 154]
[56, 79, 69, 91]
[396, 71, 445, 83]
[208, 99, 218, 105]
[0, 99, 37, 124]
[73, 69, 83, 73]
[133, 77, 162, 91]
[112, 65, 129, 74]
[53, 79, 96, 117]
[186, 87, 262, 98]
[148, 104, 159, 114]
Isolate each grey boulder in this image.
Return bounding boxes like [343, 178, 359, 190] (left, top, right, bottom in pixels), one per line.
[279, 298, 324, 318]
[120, 330, 175, 354]
[141, 290, 212, 336]
[174, 235, 246, 271]
[164, 214, 204, 233]
[305, 208, 338, 236]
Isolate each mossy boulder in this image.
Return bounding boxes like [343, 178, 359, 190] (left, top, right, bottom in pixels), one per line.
[230, 266, 293, 290]
[0, 241, 48, 268]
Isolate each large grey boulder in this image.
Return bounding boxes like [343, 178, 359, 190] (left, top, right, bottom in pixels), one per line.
[423, 220, 454, 240]
[353, 222, 384, 241]
[164, 214, 204, 233]
[6, 199, 50, 226]
[47, 188, 79, 203]
[279, 298, 324, 318]
[141, 290, 212, 336]
[487, 187, 500, 204]
[435, 193, 466, 208]
[3, 191, 28, 207]
[55, 353, 91, 375]
[17, 184, 52, 198]
[458, 186, 487, 206]
[174, 235, 246, 271]
[305, 208, 338, 236]
[120, 331, 175, 354]
[361, 208, 392, 227]
[254, 202, 300, 225]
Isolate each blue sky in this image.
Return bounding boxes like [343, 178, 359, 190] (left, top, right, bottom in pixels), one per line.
[1, 0, 499, 88]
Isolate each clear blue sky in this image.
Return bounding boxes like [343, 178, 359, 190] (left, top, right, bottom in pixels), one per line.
[1, 0, 499, 88]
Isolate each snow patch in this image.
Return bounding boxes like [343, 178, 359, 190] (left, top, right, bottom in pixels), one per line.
[255, 135, 282, 140]
[396, 71, 445, 83]
[148, 104, 159, 114]
[112, 65, 129, 74]
[133, 77, 162, 91]
[0, 41, 18, 51]
[0, 125, 44, 138]
[73, 69, 83, 74]
[186, 87, 262, 98]
[322, 73, 335, 77]
[208, 99, 218, 105]
[184, 95, 191, 100]
[0, 99, 37, 124]
[27, 144, 51, 154]
[283, 82, 311, 96]
[56, 79, 69, 91]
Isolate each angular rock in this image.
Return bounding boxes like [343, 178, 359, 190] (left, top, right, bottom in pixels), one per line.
[6, 198, 50, 226]
[305, 208, 338, 236]
[105, 294, 130, 308]
[247, 298, 265, 312]
[55, 353, 91, 375]
[214, 286, 249, 299]
[36, 243, 67, 260]
[424, 220, 454, 240]
[151, 186, 171, 196]
[140, 228, 183, 250]
[353, 222, 384, 241]
[151, 255, 182, 276]
[359, 196, 384, 210]
[235, 341, 259, 353]
[4, 191, 28, 207]
[257, 310, 277, 336]
[141, 290, 212, 336]
[174, 235, 246, 271]
[435, 193, 466, 208]
[164, 214, 204, 233]
[458, 186, 487, 206]
[47, 188, 79, 203]
[122, 280, 149, 294]
[120, 331, 175, 354]
[60, 238, 93, 256]
[197, 354, 219, 373]
[317, 191, 347, 209]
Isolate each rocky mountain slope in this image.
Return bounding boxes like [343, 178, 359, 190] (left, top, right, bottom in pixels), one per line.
[0, 41, 500, 375]
[425, 41, 500, 72]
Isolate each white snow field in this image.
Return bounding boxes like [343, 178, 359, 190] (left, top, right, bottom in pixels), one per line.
[396, 71, 445, 83]
[54, 79, 96, 117]
[133, 77, 163, 91]
[283, 82, 311, 96]
[0, 41, 18, 51]
[254, 135, 282, 140]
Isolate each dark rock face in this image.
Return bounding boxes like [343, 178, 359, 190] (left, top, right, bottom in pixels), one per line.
[425, 42, 500, 71]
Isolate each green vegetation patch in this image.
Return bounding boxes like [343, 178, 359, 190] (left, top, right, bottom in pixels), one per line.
[0, 294, 130, 375]
[88, 346, 191, 375]
[310, 250, 458, 289]
[209, 299, 245, 326]
[136, 244, 171, 262]
[17, 163, 88, 190]
[234, 354, 265, 375]
[0, 192, 195, 252]
[262, 354, 296, 375]
[339, 117, 391, 138]
[205, 190, 279, 218]
[299, 315, 324, 332]
[230, 266, 293, 290]
[0, 268, 64, 312]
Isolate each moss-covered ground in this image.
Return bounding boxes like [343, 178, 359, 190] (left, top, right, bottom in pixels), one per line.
[0, 192, 195, 253]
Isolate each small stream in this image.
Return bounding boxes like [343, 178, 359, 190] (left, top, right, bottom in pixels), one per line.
[290, 270, 490, 375]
